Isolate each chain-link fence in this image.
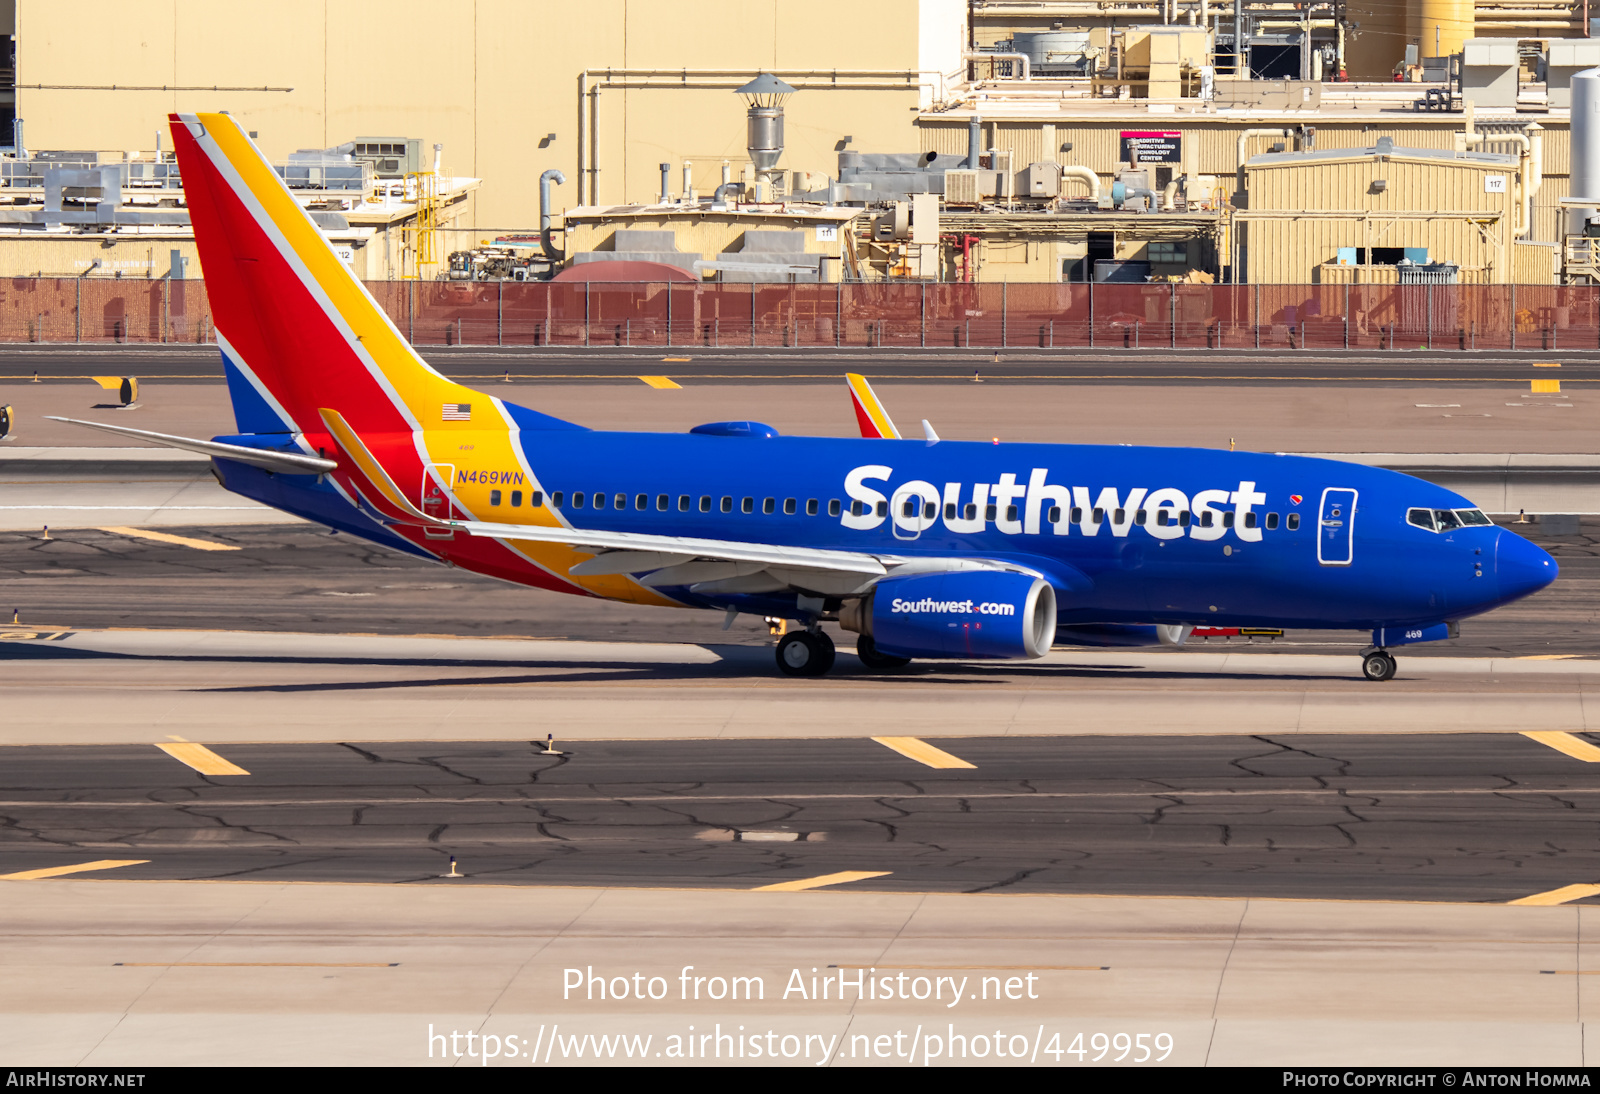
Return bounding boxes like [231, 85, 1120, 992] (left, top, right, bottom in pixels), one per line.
[6, 277, 1597, 352]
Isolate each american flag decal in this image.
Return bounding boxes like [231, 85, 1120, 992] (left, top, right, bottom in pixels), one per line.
[442, 403, 471, 421]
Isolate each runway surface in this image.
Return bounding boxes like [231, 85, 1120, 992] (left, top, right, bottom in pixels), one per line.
[6, 732, 1600, 904]
[4, 343, 1600, 385]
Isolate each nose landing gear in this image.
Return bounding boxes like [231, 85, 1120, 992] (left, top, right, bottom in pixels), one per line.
[1361, 648, 1398, 682]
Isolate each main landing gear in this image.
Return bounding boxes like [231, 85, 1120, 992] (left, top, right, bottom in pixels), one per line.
[776, 629, 836, 677]
[1361, 648, 1398, 682]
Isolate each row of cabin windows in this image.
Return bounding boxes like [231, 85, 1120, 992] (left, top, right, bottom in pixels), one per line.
[484, 488, 848, 518]
[480, 487, 1301, 532]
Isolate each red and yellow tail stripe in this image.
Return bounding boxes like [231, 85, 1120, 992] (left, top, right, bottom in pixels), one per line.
[171, 111, 677, 607]
[847, 373, 900, 440]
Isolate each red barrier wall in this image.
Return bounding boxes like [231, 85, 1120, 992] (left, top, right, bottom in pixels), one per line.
[3, 278, 1594, 352]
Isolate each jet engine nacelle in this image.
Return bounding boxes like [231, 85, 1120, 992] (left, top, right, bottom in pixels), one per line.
[841, 570, 1057, 660]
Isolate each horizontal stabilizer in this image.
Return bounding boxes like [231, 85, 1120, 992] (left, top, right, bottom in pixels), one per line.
[44, 416, 336, 474]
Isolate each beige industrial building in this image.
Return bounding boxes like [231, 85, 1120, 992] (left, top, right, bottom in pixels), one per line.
[16, 0, 964, 228]
[6, 0, 1600, 288]
[1235, 138, 1542, 284]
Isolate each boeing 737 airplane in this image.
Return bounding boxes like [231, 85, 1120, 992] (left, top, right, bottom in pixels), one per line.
[54, 112, 1558, 681]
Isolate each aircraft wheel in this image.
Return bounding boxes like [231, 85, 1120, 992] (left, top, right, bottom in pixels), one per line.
[777, 631, 835, 677]
[857, 635, 911, 669]
[1361, 650, 1397, 682]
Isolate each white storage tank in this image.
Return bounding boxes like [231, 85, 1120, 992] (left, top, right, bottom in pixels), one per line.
[1569, 68, 1600, 236]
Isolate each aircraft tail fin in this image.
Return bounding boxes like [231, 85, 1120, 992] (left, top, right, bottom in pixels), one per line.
[846, 373, 900, 439]
[169, 111, 522, 440]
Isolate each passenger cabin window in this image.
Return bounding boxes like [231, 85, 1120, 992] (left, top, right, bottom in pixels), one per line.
[742, 497, 754, 514]
[721, 497, 733, 513]
[490, 489, 502, 506]
[903, 498, 919, 518]
[551, 491, 564, 507]
[1178, 510, 1191, 527]
[784, 498, 796, 515]
[678, 495, 690, 512]
[571, 491, 584, 508]
[511, 490, 523, 507]
[1287, 513, 1300, 530]
[851, 500, 865, 517]
[1266, 512, 1278, 530]
[657, 495, 669, 511]
[1071, 507, 1083, 523]
[1244, 512, 1257, 529]
[1047, 506, 1061, 524]
[945, 502, 957, 520]
[763, 498, 776, 515]
[876, 501, 888, 517]
[593, 493, 606, 510]
[1135, 510, 1147, 526]
[964, 503, 977, 521]
[1222, 511, 1235, 528]
[699, 496, 710, 512]
[637, 494, 649, 510]
[1155, 510, 1169, 527]
[1006, 504, 1019, 522]
[615, 493, 626, 510]
[1200, 511, 1214, 527]
[530, 491, 542, 507]
[806, 499, 818, 516]
[985, 504, 998, 521]
[829, 500, 842, 517]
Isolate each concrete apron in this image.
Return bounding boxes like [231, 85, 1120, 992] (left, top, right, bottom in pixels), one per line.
[1, 877, 1594, 1067]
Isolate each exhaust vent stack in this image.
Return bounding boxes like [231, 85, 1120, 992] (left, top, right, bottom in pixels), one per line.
[736, 73, 797, 189]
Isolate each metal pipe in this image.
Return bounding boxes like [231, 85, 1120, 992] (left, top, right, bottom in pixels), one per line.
[1162, 179, 1180, 210]
[539, 168, 566, 262]
[1061, 164, 1100, 199]
[968, 115, 983, 170]
[1124, 187, 1157, 210]
[659, 162, 671, 204]
[682, 161, 694, 204]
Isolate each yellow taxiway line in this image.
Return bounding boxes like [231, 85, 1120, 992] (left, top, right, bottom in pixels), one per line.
[873, 736, 976, 769]
[100, 526, 239, 552]
[1509, 883, 1600, 906]
[1522, 731, 1600, 763]
[638, 375, 682, 389]
[157, 741, 250, 776]
[752, 871, 892, 892]
[0, 859, 148, 881]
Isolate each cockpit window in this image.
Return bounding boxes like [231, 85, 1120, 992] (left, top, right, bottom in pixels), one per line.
[1410, 506, 1494, 533]
[1456, 508, 1493, 526]
[1407, 508, 1436, 532]
[1433, 509, 1462, 531]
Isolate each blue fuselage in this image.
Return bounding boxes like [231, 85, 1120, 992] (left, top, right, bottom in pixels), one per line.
[218, 426, 1559, 634]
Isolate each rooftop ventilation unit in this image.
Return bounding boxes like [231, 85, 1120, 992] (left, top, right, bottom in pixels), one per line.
[350, 138, 423, 178]
[944, 169, 981, 204]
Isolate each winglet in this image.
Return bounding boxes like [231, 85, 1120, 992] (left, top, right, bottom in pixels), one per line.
[846, 373, 900, 439]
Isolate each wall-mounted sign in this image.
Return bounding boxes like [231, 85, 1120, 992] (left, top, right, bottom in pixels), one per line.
[1120, 131, 1182, 164]
[1484, 174, 1508, 193]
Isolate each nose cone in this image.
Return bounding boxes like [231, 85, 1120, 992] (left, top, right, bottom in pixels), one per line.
[1496, 529, 1559, 603]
